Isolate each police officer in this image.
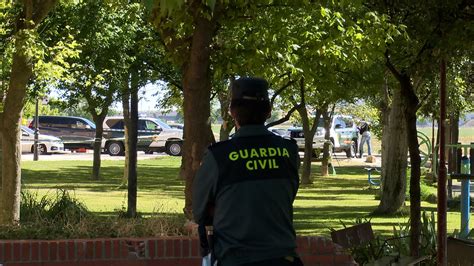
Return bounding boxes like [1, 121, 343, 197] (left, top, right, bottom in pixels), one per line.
[193, 77, 302, 266]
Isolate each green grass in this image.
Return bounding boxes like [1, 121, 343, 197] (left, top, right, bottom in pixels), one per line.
[22, 157, 473, 237]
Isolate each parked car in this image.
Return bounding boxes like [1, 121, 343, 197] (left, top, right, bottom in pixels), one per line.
[102, 116, 183, 156]
[289, 115, 358, 158]
[268, 127, 290, 137]
[28, 116, 96, 150]
[21, 126, 64, 154]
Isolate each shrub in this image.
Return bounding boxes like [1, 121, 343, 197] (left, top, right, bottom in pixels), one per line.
[0, 189, 187, 240]
[333, 212, 437, 265]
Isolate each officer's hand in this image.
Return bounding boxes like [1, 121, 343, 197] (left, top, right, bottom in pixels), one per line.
[184, 220, 199, 235]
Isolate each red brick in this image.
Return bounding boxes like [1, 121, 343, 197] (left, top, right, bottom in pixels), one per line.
[147, 240, 156, 259]
[104, 240, 112, 259]
[12, 242, 20, 262]
[57, 241, 67, 261]
[49, 241, 58, 261]
[95, 240, 103, 259]
[181, 239, 190, 258]
[302, 254, 335, 265]
[165, 239, 174, 257]
[173, 239, 182, 257]
[112, 240, 120, 258]
[157, 239, 165, 258]
[120, 240, 129, 259]
[76, 241, 86, 260]
[190, 239, 199, 257]
[67, 241, 75, 261]
[85, 241, 94, 259]
[31, 242, 39, 261]
[0, 242, 3, 262]
[296, 237, 310, 255]
[20, 242, 30, 261]
[311, 237, 335, 254]
[39, 242, 49, 261]
[0, 236, 356, 266]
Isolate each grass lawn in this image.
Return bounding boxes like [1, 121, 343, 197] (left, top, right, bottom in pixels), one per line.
[22, 157, 472, 237]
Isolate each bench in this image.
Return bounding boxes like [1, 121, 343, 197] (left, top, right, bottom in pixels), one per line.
[447, 236, 474, 265]
[331, 222, 430, 265]
[365, 167, 381, 188]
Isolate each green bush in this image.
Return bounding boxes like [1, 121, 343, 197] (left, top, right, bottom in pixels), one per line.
[0, 189, 187, 240]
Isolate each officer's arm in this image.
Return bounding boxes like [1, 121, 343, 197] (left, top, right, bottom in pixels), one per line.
[192, 151, 218, 225]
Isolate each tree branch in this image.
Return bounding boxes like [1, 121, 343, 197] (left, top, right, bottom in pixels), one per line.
[32, 0, 58, 25]
[270, 79, 296, 106]
[385, 49, 403, 82]
[265, 103, 302, 128]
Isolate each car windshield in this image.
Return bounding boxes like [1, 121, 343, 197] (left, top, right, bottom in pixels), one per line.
[149, 118, 172, 130]
[21, 126, 34, 134]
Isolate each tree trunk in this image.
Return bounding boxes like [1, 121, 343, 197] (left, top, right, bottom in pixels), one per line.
[218, 89, 234, 141]
[127, 69, 139, 218]
[121, 79, 131, 187]
[91, 115, 106, 180]
[374, 85, 408, 214]
[0, 34, 32, 225]
[379, 75, 391, 176]
[0, 0, 56, 225]
[181, 14, 218, 220]
[297, 105, 321, 184]
[1, 119, 22, 225]
[399, 74, 421, 257]
[321, 111, 332, 176]
[298, 105, 312, 184]
[0, 93, 3, 190]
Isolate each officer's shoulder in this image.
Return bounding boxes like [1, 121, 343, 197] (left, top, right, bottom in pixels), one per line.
[275, 135, 297, 145]
[208, 139, 232, 151]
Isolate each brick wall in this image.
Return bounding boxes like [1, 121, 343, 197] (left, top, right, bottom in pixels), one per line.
[0, 236, 356, 266]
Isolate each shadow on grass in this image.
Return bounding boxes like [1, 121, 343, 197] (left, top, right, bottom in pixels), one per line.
[22, 158, 185, 199]
[23, 160, 447, 236]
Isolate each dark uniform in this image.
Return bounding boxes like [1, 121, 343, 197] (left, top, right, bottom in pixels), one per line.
[193, 125, 300, 265]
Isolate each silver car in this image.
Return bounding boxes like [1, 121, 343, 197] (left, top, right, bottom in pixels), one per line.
[21, 126, 64, 154]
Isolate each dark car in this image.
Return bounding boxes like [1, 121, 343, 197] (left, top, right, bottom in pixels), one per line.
[29, 116, 96, 150]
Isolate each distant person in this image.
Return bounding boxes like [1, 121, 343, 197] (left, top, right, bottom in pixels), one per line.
[193, 77, 303, 266]
[358, 121, 372, 158]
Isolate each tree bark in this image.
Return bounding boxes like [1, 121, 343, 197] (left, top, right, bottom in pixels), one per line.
[399, 73, 421, 257]
[300, 109, 322, 184]
[0, 27, 34, 224]
[181, 11, 219, 220]
[374, 85, 408, 214]
[0, 0, 56, 225]
[121, 77, 131, 187]
[379, 75, 391, 177]
[0, 95, 3, 190]
[217, 89, 234, 141]
[91, 114, 106, 180]
[127, 69, 139, 218]
[321, 107, 334, 177]
[84, 89, 114, 181]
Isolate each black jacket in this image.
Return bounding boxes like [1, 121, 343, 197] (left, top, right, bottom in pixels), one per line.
[193, 125, 300, 265]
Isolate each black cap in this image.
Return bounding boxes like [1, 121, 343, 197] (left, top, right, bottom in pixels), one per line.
[231, 77, 269, 101]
